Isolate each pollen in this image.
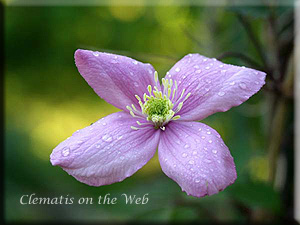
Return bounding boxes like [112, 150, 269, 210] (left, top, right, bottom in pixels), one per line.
[127, 71, 191, 130]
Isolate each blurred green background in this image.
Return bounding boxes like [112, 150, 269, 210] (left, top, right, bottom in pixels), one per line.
[4, 3, 295, 223]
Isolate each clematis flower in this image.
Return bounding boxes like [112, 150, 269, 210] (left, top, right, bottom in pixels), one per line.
[50, 49, 266, 197]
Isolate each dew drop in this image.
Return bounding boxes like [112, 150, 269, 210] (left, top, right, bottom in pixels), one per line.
[182, 153, 188, 158]
[205, 66, 210, 70]
[102, 134, 113, 142]
[173, 164, 177, 168]
[229, 81, 235, 86]
[93, 52, 99, 57]
[194, 65, 199, 69]
[195, 178, 201, 183]
[62, 148, 70, 157]
[148, 69, 153, 74]
[239, 82, 247, 89]
[201, 136, 205, 139]
[203, 58, 208, 62]
[117, 135, 123, 140]
[255, 81, 259, 85]
[218, 91, 225, 96]
[219, 64, 224, 68]
[132, 60, 138, 65]
[102, 122, 107, 126]
[198, 128, 202, 131]
[192, 151, 197, 155]
[212, 149, 217, 154]
[208, 140, 213, 143]
[175, 67, 181, 72]
[96, 144, 101, 149]
[206, 131, 211, 135]
[188, 160, 194, 165]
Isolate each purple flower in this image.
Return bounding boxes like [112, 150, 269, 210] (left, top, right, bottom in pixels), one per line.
[50, 49, 266, 197]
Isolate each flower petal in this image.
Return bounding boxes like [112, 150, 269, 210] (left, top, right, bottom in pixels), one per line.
[158, 121, 236, 197]
[75, 49, 158, 111]
[167, 54, 266, 121]
[50, 111, 160, 186]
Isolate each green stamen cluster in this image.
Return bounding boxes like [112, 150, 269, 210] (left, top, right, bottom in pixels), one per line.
[144, 96, 174, 128]
[127, 71, 190, 131]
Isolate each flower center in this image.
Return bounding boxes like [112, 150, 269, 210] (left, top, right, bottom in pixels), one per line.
[127, 71, 191, 130]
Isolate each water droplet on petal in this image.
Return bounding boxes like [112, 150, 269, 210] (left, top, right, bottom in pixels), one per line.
[192, 151, 197, 155]
[132, 60, 138, 65]
[205, 66, 210, 70]
[203, 58, 208, 62]
[207, 131, 211, 135]
[62, 148, 70, 157]
[184, 144, 190, 149]
[182, 153, 188, 158]
[175, 67, 180, 72]
[188, 160, 194, 165]
[208, 140, 213, 143]
[219, 64, 224, 68]
[239, 82, 247, 89]
[195, 178, 201, 183]
[201, 136, 205, 139]
[148, 69, 153, 74]
[102, 134, 113, 142]
[102, 122, 107, 126]
[117, 135, 123, 140]
[93, 52, 99, 57]
[212, 149, 217, 154]
[194, 65, 199, 69]
[218, 91, 225, 96]
[96, 144, 101, 149]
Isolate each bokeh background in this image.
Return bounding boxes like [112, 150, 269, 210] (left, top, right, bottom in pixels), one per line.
[5, 2, 295, 223]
